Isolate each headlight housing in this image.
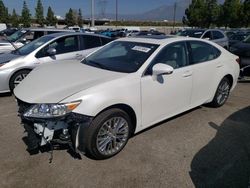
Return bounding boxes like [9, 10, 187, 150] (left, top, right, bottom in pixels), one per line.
[23, 101, 81, 119]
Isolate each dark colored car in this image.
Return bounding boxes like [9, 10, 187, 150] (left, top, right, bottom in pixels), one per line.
[0, 28, 18, 37]
[229, 33, 249, 47]
[136, 30, 165, 36]
[230, 35, 250, 79]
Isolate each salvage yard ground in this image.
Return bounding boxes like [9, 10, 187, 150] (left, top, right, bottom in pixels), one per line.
[0, 82, 250, 188]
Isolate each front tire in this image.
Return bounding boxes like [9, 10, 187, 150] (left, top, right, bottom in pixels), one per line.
[209, 77, 231, 107]
[9, 70, 31, 92]
[85, 108, 132, 160]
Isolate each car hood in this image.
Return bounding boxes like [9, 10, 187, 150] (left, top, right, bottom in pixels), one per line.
[14, 60, 127, 104]
[0, 52, 22, 64]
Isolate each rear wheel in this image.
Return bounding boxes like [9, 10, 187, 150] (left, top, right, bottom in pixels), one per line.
[85, 108, 132, 160]
[209, 77, 231, 107]
[9, 70, 31, 92]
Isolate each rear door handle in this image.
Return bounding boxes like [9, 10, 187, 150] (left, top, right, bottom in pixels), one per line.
[183, 70, 193, 77]
[217, 64, 223, 68]
[76, 54, 83, 58]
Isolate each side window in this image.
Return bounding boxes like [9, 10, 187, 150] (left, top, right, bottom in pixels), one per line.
[23, 31, 35, 41]
[189, 41, 221, 64]
[202, 31, 212, 39]
[33, 31, 45, 40]
[145, 42, 188, 75]
[82, 35, 102, 49]
[36, 35, 79, 58]
[100, 37, 112, 45]
[212, 31, 225, 40]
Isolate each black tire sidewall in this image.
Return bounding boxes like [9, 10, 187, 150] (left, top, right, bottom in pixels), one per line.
[9, 70, 31, 92]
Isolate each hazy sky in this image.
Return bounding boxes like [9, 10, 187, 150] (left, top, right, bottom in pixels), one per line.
[3, 0, 177, 17]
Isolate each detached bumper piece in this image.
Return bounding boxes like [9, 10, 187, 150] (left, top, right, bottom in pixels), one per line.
[17, 99, 93, 160]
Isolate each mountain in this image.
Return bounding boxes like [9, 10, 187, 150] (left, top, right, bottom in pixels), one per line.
[94, 0, 224, 21]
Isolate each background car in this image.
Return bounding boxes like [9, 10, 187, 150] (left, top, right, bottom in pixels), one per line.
[177, 29, 229, 49]
[0, 32, 112, 93]
[0, 28, 18, 37]
[230, 35, 250, 79]
[0, 28, 75, 53]
[14, 36, 239, 160]
[228, 33, 249, 47]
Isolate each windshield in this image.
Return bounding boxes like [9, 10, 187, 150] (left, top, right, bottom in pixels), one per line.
[177, 30, 205, 38]
[243, 35, 250, 43]
[82, 41, 159, 73]
[15, 35, 54, 55]
[7, 30, 27, 42]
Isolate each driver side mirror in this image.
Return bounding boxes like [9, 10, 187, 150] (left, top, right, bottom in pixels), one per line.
[152, 63, 174, 76]
[47, 48, 57, 56]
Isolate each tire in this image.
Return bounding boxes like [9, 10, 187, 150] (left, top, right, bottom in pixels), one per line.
[209, 77, 231, 108]
[85, 108, 132, 160]
[9, 69, 31, 92]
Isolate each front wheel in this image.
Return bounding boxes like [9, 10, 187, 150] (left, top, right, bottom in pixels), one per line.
[9, 70, 31, 92]
[85, 108, 132, 160]
[209, 77, 231, 107]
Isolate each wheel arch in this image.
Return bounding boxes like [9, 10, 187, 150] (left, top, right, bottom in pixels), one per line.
[8, 68, 33, 90]
[224, 74, 233, 88]
[95, 103, 137, 135]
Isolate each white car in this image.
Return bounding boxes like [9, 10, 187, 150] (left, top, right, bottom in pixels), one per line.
[0, 32, 112, 93]
[14, 36, 240, 159]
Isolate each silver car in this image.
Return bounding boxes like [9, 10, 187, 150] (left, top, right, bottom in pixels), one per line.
[0, 28, 75, 53]
[0, 32, 112, 93]
[177, 29, 229, 49]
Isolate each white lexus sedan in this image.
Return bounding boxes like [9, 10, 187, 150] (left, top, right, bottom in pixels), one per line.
[14, 36, 240, 160]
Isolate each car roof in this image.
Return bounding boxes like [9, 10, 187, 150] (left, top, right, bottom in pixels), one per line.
[116, 35, 218, 46]
[22, 28, 75, 32]
[46, 32, 112, 39]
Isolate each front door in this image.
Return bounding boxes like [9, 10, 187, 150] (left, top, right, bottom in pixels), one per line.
[141, 42, 193, 128]
[35, 35, 82, 64]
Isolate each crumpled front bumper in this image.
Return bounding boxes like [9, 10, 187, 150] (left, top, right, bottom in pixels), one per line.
[16, 98, 93, 155]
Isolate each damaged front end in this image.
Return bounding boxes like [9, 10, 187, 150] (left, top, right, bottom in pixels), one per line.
[16, 98, 93, 159]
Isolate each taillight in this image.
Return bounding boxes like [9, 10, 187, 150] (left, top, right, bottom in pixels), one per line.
[236, 58, 240, 64]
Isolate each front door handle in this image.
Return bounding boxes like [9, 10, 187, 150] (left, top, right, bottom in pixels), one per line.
[183, 70, 193, 77]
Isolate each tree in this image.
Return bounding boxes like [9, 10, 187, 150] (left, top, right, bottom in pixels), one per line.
[77, 9, 83, 27]
[46, 6, 57, 26]
[21, 1, 31, 27]
[203, 0, 219, 28]
[0, 0, 9, 23]
[242, 0, 250, 27]
[65, 8, 76, 26]
[221, 0, 242, 28]
[183, 0, 206, 27]
[11, 9, 19, 27]
[35, 0, 45, 26]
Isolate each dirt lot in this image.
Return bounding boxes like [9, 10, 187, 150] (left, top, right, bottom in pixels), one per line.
[0, 82, 249, 188]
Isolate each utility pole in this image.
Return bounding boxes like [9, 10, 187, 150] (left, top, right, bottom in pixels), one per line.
[91, 0, 95, 27]
[173, 2, 177, 29]
[116, 0, 118, 22]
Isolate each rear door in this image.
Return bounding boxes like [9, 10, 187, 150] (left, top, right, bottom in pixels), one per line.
[35, 35, 82, 64]
[211, 30, 228, 48]
[80, 35, 103, 58]
[187, 41, 222, 107]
